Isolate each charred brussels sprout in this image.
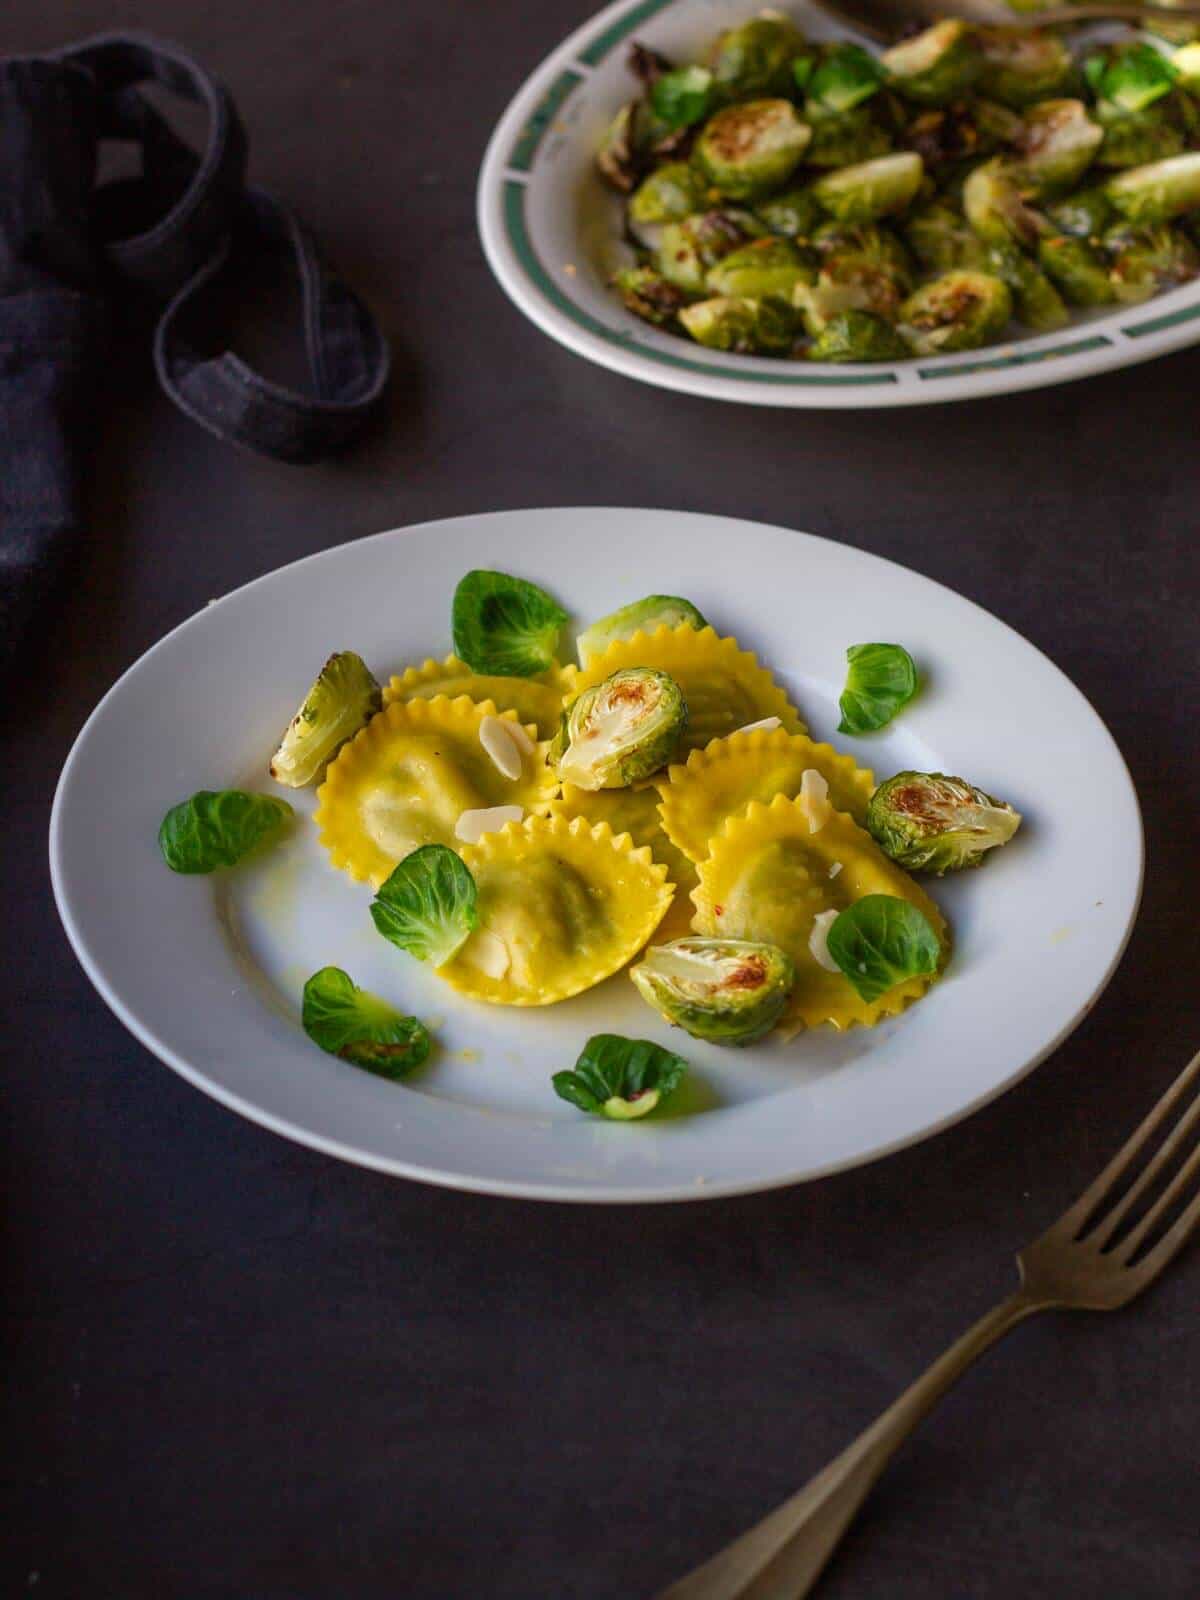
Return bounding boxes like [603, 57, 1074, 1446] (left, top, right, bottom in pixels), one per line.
[812, 152, 925, 223]
[1107, 152, 1200, 223]
[985, 239, 1070, 329]
[1045, 185, 1114, 238]
[270, 651, 382, 787]
[867, 771, 1021, 874]
[577, 597, 706, 665]
[899, 270, 1012, 353]
[706, 16, 808, 100]
[629, 161, 708, 224]
[808, 309, 910, 361]
[655, 208, 767, 292]
[694, 100, 812, 199]
[805, 105, 893, 168]
[978, 28, 1076, 108]
[1037, 234, 1115, 304]
[1095, 99, 1186, 169]
[679, 294, 796, 353]
[813, 220, 915, 280]
[881, 21, 983, 107]
[757, 184, 824, 238]
[612, 266, 691, 327]
[963, 158, 1046, 248]
[553, 667, 687, 789]
[905, 201, 989, 271]
[1014, 100, 1103, 194]
[1104, 220, 1200, 301]
[630, 937, 795, 1046]
[706, 236, 814, 298]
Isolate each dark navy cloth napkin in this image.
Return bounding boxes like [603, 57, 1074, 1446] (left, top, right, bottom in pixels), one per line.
[0, 32, 390, 664]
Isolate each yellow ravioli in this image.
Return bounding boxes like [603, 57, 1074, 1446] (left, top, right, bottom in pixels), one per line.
[440, 813, 674, 1006]
[692, 794, 948, 1039]
[315, 695, 556, 887]
[384, 653, 576, 740]
[658, 727, 876, 864]
[567, 624, 804, 755]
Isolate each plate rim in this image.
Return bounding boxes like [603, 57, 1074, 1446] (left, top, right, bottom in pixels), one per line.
[49, 508, 1146, 1202]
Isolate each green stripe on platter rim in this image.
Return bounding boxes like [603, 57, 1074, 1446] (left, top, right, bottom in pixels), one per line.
[578, 0, 678, 66]
[1122, 300, 1200, 339]
[509, 70, 586, 173]
[918, 334, 1112, 380]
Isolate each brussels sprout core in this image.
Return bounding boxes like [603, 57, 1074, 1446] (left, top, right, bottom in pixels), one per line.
[694, 100, 812, 199]
[554, 667, 688, 790]
[867, 770, 1021, 873]
[270, 651, 382, 787]
[631, 937, 796, 1046]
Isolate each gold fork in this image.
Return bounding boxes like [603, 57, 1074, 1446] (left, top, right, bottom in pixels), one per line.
[657, 1049, 1200, 1600]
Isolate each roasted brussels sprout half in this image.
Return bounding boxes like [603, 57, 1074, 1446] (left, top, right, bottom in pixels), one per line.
[1013, 100, 1104, 194]
[898, 270, 1012, 353]
[1106, 152, 1200, 223]
[811, 152, 925, 223]
[962, 158, 1046, 248]
[1095, 99, 1186, 169]
[706, 16, 808, 100]
[807, 309, 910, 362]
[679, 294, 796, 353]
[1086, 41, 1178, 114]
[1037, 234, 1115, 305]
[796, 250, 910, 333]
[577, 596, 706, 665]
[757, 184, 824, 238]
[1044, 185, 1114, 239]
[812, 219, 914, 277]
[985, 239, 1070, 330]
[630, 937, 796, 1046]
[629, 161, 708, 224]
[881, 21, 983, 107]
[553, 667, 688, 789]
[978, 28, 1076, 109]
[867, 771, 1021, 874]
[612, 266, 692, 327]
[693, 99, 812, 199]
[1104, 220, 1200, 301]
[655, 207, 768, 292]
[706, 236, 815, 298]
[805, 104, 893, 168]
[269, 651, 382, 787]
[905, 201, 989, 271]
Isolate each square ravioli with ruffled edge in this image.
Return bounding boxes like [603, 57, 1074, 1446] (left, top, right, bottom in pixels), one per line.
[692, 793, 949, 1038]
[384, 654, 577, 741]
[439, 814, 674, 1005]
[316, 695, 557, 887]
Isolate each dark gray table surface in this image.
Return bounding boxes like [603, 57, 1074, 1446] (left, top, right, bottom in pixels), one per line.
[5, 2, 1200, 1596]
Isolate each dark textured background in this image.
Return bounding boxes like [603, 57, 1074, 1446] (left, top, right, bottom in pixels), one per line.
[5, 3, 1200, 1596]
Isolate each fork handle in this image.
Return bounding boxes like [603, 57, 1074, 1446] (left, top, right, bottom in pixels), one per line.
[654, 1291, 1044, 1600]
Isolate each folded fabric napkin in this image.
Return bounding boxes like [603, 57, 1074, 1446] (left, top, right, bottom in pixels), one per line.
[0, 32, 390, 663]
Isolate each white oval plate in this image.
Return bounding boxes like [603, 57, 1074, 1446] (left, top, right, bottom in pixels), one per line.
[51, 508, 1142, 1202]
[477, 0, 1200, 408]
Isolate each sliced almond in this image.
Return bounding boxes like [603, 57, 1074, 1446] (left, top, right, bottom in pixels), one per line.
[479, 715, 523, 781]
[828, 860, 844, 879]
[808, 909, 841, 974]
[504, 720, 536, 755]
[455, 805, 524, 845]
[735, 716, 782, 736]
[799, 768, 831, 834]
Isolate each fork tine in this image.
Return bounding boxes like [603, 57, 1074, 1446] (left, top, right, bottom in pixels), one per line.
[1126, 1180, 1200, 1286]
[1087, 1075, 1200, 1248]
[1055, 1049, 1200, 1238]
[1112, 1138, 1200, 1264]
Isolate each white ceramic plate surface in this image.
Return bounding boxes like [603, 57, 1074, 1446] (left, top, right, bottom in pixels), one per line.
[51, 508, 1143, 1201]
[477, 0, 1200, 408]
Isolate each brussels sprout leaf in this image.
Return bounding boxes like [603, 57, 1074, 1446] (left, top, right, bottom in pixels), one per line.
[651, 65, 715, 129]
[371, 845, 479, 968]
[452, 570, 568, 677]
[158, 790, 293, 874]
[825, 895, 942, 1003]
[837, 642, 918, 734]
[552, 1034, 688, 1120]
[809, 44, 885, 113]
[302, 967, 431, 1079]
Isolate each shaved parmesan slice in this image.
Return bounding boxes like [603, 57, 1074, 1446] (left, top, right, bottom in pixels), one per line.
[809, 909, 841, 974]
[479, 715, 523, 780]
[799, 768, 831, 833]
[462, 930, 511, 980]
[455, 804, 524, 845]
[735, 716, 782, 736]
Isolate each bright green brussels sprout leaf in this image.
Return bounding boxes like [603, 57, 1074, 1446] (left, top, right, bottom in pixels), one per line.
[812, 152, 924, 223]
[1013, 100, 1103, 195]
[693, 100, 812, 200]
[158, 790, 293, 874]
[807, 308, 910, 362]
[269, 650, 382, 788]
[706, 17, 808, 100]
[1096, 100, 1185, 169]
[808, 43, 886, 114]
[1107, 152, 1200, 222]
[629, 161, 708, 224]
[867, 771, 1022, 875]
[679, 294, 796, 354]
[898, 269, 1012, 354]
[1037, 234, 1115, 304]
[630, 937, 796, 1047]
[705, 237, 814, 299]
[1174, 41, 1200, 90]
[905, 202, 989, 272]
[370, 844, 479, 968]
[1045, 185, 1115, 238]
[963, 159, 1047, 248]
[552, 667, 687, 790]
[978, 27, 1076, 109]
[804, 104, 893, 169]
[881, 21, 984, 107]
[612, 266, 692, 327]
[301, 967, 431, 1078]
[985, 240, 1070, 330]
[655, 208, 768, 292]
[1088, 42, 1177, 113]
[1104, 219, 1200, 301]
[757, 185, 824, 238]
[837, 642, 918, 735]
[577, 596, 707, 666]
[451, 569, 567, 678]
[552, 1033, 688, 1120]
[825, 894, 942, 1004]
[651, 65, 715, 130]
